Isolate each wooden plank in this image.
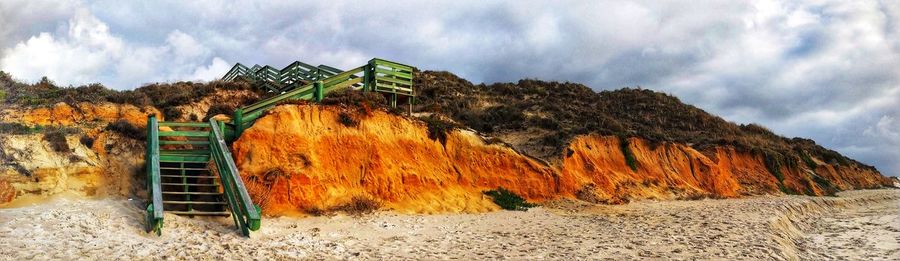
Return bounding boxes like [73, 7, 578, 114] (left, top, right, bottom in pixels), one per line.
[159, 140, 210, 145]
[160, 150, 210, 155]
[324, 77, 363, 92]
[243, 83, 315, 112]
[376, 76, 413, 86]
[158, 131, 209, 137]
[160, 155, 210, 163]
[158, 122, 210, 127]
[374, 68, 412, 79]
[375, 82, 413, 92]
[371, 58, 414, 71]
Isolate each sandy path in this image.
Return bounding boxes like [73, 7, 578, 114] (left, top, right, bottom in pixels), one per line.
[0, 189, 897, 260]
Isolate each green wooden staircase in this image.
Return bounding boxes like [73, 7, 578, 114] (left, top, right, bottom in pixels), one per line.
[144, 57, 414, 237]
[146, 118, 260, 236]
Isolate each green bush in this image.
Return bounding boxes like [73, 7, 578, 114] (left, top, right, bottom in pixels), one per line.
[419, 115, 458, 144]
[203, 104, 236, 122]
[43, 130, 71, 153]
[79, 135, 95, 148]
[619, 136, 638, 171]
[337, 111, 359, 127]
[799, 151, 818, 170]
[763, 151, 785, 183]
[105, 120, 145, 140]
[0, 122, 41, 134]
[483, 187, 536, 211]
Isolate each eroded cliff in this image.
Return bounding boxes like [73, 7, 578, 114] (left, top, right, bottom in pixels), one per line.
[233, 105, 892, 215]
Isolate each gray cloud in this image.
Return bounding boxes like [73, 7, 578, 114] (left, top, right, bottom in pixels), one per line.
[0, 0, 897, 176]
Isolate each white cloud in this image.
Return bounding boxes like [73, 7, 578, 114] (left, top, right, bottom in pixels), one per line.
[0, 7, 225, 88]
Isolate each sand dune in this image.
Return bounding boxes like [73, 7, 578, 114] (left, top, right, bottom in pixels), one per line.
[0, 189, 897, 260]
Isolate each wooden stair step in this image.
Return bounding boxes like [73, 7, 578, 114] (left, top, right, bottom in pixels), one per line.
[163, 200, 226, 205]
[162, 191, 223, 195]
[161, 183, 219, 187]
[168, 211, 230, 216]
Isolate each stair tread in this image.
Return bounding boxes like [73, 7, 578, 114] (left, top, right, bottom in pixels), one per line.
[160, 175, 218, 179]
[163, 200, 226, 205]
[162, 191, 223, 195]
[167, 211, 231, 216]
[159, 167, 209, 171]
[161, 183, 219, 186]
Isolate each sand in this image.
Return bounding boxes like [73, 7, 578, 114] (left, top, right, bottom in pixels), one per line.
[0, 189, 897, 260]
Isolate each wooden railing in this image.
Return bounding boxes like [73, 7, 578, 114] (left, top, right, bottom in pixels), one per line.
[209, 119, 261, 236]
[145, 115, 164, 235]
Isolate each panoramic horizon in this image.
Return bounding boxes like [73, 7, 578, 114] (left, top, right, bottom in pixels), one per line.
[1, 1, 899, 259]
[1, 0, 897, 177]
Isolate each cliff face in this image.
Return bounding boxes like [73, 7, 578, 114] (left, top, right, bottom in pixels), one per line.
[0, 102, 153, 205]
[0, 102, 157, 128]
[233, 105, 892, 215]
[0, 132, 143, 205]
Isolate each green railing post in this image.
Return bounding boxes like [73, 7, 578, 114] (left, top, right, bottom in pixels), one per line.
[314, 81, 324, 102]
[145, 114, 163, 235]
[233, 108, 243, 138]
[363, 60, 374, 92]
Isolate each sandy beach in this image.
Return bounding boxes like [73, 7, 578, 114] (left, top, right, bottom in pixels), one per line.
[0, 189, 897, 260]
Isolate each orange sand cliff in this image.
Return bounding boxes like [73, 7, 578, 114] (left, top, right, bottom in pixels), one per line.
[232, 105, 892, 215]
[0, 102, 159, 128]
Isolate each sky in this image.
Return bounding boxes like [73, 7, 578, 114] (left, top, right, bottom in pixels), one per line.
[0, 0, 898, 177]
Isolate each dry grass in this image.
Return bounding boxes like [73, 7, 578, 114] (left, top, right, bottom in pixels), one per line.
[328, 195, 382, 216]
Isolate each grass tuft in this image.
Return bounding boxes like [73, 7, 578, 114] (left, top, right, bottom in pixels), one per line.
[483, 187, 536, 211]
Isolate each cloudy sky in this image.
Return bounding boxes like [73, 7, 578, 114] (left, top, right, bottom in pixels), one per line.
[1, 0, 898, 176]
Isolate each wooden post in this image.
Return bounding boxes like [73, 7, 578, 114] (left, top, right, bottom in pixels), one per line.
[314, 81, 324, 102]
[233, 108, 243, 137]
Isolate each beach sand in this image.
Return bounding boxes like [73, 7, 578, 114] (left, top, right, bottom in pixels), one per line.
[0, 189, 897, 260]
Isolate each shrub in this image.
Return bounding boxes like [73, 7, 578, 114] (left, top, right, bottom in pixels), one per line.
[43, 130, 71, 153]
[163, 107, 183, 121]
[799, 151, 817, 170]
[763, 151, 785, 183]
[0, 122, 40, 134]
[419, 115, 458, 144]
[106, 120, 146, 140]
[204, 104, 236, 122]
[337, 111, 359, 127]
[619, 136, 638, 171]
[330, 195, 382, 216]
[79, 135, 95, 148]
[483, 187, 536, 211]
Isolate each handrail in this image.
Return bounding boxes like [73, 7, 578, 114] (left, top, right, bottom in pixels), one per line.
[228, 58, 416, 137]
[145, 115, 164, 235]
[209, 119, 261, 236]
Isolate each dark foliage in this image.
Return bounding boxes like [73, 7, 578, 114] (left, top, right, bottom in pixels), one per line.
[419, 115, 458, 145]
[0, 71, 257, 116]
[483, 187, 536, 211]
[43, 130, 71, 153]
[79, 135, 95, 148]
[329, 196, 382, 216]
[414, 71, 877, 172]
[337, 112, 359, 127]
[619, 136, 638, 171]
[0, 122, 41, 134]
[204, 104, 236, 122]
[105, 120, 145, 140]
[163, 107, 183, 121]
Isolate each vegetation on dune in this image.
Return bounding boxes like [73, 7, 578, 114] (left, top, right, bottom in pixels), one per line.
[413, 70, 876, 172]
[483, 187, 536, 211]
[105, 120, 145, 140]
[0, 71, 257, 114]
